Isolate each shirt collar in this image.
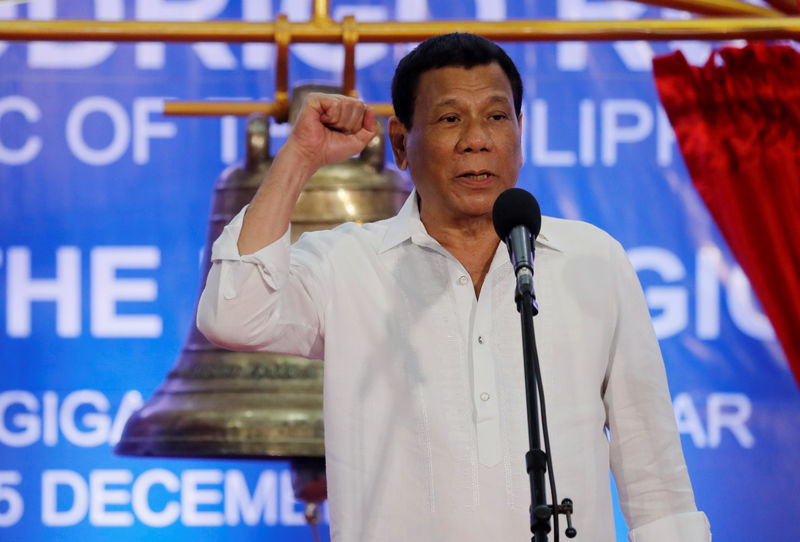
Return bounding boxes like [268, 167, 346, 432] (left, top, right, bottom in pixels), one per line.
[378, 189, 426, 254]
[379, 189, 563, 254]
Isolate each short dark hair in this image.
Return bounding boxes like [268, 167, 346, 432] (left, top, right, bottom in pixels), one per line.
[391, 33, 523, 128]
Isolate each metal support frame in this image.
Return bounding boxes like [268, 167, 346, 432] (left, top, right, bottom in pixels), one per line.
[0, 0, 796, 119]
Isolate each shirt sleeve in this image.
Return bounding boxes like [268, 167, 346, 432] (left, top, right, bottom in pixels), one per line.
[628, 511, 711, 542]
[602, 238, 711, 542]
[196, 206, 326, 359]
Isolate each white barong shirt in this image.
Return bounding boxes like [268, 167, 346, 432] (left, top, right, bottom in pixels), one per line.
[198, 192, 710, 542]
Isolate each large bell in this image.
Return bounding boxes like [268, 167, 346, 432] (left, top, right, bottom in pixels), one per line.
[115, 86, 410, 507]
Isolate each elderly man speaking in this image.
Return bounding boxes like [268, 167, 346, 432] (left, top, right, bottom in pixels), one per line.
[198, 32, 711, 542]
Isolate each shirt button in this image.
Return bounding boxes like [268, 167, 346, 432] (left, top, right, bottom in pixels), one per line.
[480, 392, 490, 402]
[477, 336, 485, 344]
[458, 275, 468, 285]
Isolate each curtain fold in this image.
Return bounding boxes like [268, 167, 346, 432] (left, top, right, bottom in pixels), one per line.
[653, 43, 800, 387]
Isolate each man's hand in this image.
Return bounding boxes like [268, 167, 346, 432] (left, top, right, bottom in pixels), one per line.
[285, 93, 379, 172]
[236, 93, 378, 255]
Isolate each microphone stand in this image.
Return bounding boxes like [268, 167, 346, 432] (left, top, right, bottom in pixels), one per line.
[515, 270, 577, 542]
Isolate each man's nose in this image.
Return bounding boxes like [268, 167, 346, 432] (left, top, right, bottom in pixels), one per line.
[456, 119, 492, 153]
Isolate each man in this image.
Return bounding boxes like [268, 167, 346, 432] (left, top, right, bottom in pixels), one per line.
[198, 33, 711, 541]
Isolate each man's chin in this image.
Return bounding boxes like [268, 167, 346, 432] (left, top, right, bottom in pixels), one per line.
[458, 191, 503, 213]
[453, 202, 496, 222]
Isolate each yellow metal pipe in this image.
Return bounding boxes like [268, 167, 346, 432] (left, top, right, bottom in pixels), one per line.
[164, 101, 286, 117]
[273, 14, 291, 123]
[342, 15, 358, 98]
[0, 20, 280, 42]
[2, 18, 800, 43]
[313, 0, 331, 23]
[629, 0, 779, 16]
[369, 104, 395, 118]
[350, 18, 800, 41]
[163, 101, 395, 118]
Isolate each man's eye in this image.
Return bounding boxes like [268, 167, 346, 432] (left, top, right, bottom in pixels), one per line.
[490, 113, 509, 120]
[441, 115, 459, 123]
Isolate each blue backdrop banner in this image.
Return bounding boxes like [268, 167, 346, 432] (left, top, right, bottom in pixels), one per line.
[1, 2, 798, 541]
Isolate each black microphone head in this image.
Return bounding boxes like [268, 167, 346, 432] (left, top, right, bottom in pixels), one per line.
[492, 188, 542, 240]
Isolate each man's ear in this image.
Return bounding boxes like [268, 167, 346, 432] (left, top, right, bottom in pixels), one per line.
[388, 116, 409, 170]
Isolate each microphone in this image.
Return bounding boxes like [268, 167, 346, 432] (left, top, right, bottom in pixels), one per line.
[494, 189, 576, 541]
[492, 188, 542, 306]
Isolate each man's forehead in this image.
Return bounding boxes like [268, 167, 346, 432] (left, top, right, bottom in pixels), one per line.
[415, 63, 513, 101]
[432, 94, 513, 108]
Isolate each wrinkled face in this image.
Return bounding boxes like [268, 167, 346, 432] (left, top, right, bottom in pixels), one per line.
[390, 62, 522, 228]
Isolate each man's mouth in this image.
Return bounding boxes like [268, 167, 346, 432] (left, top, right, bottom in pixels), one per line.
[459, 172, 492, 181]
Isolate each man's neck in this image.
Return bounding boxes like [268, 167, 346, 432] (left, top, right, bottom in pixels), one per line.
[421, 213, 500, 298]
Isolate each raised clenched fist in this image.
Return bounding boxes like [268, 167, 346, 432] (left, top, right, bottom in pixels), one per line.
[284, 93, 379, 172]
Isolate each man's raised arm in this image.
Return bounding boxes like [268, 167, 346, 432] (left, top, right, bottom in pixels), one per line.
[238, 93, 378, 254]
[196, 94, 377, 353]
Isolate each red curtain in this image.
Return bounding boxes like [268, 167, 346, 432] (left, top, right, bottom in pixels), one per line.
[653, 43, 800, 388]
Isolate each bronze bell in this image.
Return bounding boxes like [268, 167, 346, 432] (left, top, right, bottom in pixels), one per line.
[115, 85, 410, 508]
